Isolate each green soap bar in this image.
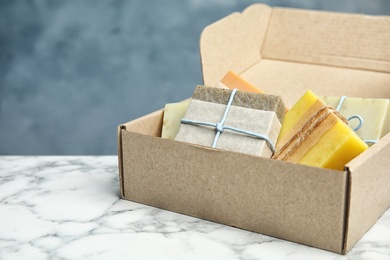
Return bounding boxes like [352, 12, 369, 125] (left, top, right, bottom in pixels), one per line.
[320, 96, 390, 144]
[162, 100, 190, 139]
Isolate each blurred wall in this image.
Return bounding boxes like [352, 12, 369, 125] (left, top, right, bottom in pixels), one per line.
[1, 0, 389, 155]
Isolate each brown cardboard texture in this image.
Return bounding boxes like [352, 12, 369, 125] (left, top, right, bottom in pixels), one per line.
[118, 4, 390, 254]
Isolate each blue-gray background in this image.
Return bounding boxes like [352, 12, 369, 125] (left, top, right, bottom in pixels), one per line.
[1, 0, 389, 155]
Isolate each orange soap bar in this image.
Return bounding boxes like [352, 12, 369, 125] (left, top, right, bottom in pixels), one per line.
[217, 70, 264, 93]
[217, 71, 289, 112]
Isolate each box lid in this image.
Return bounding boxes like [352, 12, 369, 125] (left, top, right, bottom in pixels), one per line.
[200, 4, 390, 108]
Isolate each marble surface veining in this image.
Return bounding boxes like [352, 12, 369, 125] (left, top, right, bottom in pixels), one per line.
[0, 156, 389, 260]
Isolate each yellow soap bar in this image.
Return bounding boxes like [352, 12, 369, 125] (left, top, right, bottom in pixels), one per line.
[217, 70, 264, 93]
[299, 120, 367, 170]
[320, 96, 390, 144]
[274, 90, 368, 171]
[162, 100, 190, 139]
[278, 90, 318, 141]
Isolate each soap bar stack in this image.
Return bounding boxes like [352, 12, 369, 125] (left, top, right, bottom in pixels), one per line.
[161, 71, 265, 140]
[160, 71, 382, 171]
[273, 90, 368, 170]
[175, 86, 286, 158]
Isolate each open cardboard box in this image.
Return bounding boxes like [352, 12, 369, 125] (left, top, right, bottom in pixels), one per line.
[118, 4, 390, 254]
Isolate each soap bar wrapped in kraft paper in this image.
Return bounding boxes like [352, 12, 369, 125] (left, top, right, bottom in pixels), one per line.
[273, 90, 368, 170]
[175, 86, 286, 157]
[161, 72, 269, 140]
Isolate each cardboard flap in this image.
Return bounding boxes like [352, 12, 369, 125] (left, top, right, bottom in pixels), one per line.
[344, 133, 390, 251]
[200, 4, 271, 87]
[263, 8, 390, 73]
[122, 109, 164, 137]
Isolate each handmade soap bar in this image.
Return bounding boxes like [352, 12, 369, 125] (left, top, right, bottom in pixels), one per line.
[273, 90, 368, 171]
[175, 99, 281, 158]
[217, 70, 264, 93]
[193, 85, 286, 123]
[161, 100, 190, 139]
[320, 96, 390, 144]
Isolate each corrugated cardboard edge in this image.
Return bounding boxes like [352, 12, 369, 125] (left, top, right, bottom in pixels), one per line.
[342, 165, 353, 255]
[117, 109, 164, 198]
[343, 132, 390, 252]
[118, 124, 125, 198]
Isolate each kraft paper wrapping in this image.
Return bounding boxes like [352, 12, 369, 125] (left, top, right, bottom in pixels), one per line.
[192, 85, 286, 123]
[175, 99, 281, 158]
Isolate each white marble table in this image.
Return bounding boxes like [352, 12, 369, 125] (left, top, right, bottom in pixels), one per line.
[1, 156, 389, 260]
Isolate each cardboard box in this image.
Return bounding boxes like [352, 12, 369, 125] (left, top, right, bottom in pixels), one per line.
[118, 4, 390, 254]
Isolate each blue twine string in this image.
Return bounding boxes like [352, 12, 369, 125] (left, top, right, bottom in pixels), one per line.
[180, 89, 276, 154]
[336, 95, 376, 144]
[336, 96, 363, 131]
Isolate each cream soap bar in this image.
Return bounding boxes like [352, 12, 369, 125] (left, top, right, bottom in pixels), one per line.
[161, 100, 190, 139]
[320, 96, 390, 143]
[274, 90, 368, 171]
